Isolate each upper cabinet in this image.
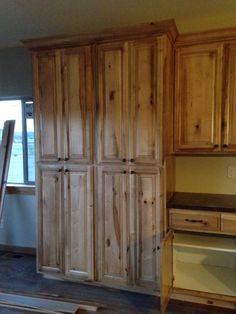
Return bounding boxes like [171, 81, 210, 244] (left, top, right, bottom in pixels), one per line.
[174, 34, 236, 154]
[96, 38, 164, 166]
[33, 46, 94, 163]
[174, 43, 223, 153]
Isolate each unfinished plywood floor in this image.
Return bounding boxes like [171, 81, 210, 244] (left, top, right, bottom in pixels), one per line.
[0, 251, 234, 314]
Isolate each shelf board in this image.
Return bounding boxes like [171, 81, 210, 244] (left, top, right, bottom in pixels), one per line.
[174, 260, 236, 297]
[174, 233, 236, 253]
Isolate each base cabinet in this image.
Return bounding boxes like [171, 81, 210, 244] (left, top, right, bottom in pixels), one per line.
[38, 164, 94, 280]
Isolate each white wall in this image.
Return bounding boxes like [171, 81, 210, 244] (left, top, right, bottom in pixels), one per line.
[0, 47, 36, 249]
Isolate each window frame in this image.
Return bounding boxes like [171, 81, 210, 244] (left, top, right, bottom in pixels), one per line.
[0, 97, 35, 186]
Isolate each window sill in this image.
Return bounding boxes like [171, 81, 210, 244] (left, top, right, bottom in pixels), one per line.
[6, 184, 35, 195]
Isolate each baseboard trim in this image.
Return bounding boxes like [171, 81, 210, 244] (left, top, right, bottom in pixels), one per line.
[0, 244, 36, 255]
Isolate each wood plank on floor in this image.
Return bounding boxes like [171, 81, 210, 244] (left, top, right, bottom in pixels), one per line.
[0, 292, 98, 313]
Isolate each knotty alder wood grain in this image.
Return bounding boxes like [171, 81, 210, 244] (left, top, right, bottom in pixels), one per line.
[174, 43, 223, 152]
[33, 51, 63, 162]
[62, 46, 94, 163]
[96, 42, 128, 164]
[37, 164, 63, 273]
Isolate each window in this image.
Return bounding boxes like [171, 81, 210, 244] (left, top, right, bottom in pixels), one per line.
[0, 99, 35, 184]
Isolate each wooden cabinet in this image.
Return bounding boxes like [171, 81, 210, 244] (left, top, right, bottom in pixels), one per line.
[175, 35, 236, 154]
[33, 51, 63, 162]
[97, 38, 163, 166]
[38, 164, 94, 280]
[37, 164, 63, 273]
[33, 47, 93, 163]
[25, 21, 176, 296]
[129, 40, 162, 165]
[96, 42, 128, 164]
[64, 165, 94, 279]
[130, 167, 161, 288]
[62, 46, 94, 163]
[174, 43, 223, 152]
[34, 47, 95, 281]
[96, 166, 128, 284]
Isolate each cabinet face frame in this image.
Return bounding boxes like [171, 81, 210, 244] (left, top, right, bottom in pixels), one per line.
[37, 163, 64, 273]
[96, 42, 129, 164]
[174, 43, 223, 152]
[33, 51, 63, 162]
[64, 164, 94, 280]
[223, 43, 236, 152]
[62, 46, 94, 163]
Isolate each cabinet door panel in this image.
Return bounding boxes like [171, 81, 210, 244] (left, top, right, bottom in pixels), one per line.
[38, 164, 63, 273]
[97, 42, 128, 164]
[63, 46, 93, 162]
[130, 39, 161, 165]
[97, 166, 128, 283]
[33, 51, 62, 161]
[64, 165, 94, 279]
[131, 167, 161, 287]
[175, 44, 222, 152]
[223, 44, 236, 152]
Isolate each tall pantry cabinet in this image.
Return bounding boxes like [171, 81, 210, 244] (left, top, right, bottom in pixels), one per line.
[23, 20, 177, 293]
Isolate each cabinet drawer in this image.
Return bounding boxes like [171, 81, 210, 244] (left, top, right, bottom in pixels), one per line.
[169, 209, 220, 232]
[221, 214, 236, 235]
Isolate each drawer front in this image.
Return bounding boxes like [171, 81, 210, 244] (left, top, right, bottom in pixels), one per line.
[169, 209, 220, 232]
[221, 214, 236, 235]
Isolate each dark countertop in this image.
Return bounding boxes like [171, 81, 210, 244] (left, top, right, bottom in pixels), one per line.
[167, 192, 236, 213]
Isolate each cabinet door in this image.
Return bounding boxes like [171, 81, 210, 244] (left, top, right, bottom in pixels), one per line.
[63, 46, 94, 163]
[33, 51, 63, 162]
[96, 42, 128, 164]
[64, 165, 94, 279]
[160, 230, 173, 314]
[175, 44, 223, 152]
[37, 164, 63, 273]
[223, 44, 236, 152]
[130, 39, 161, 165]
[130, 167, 161, 288]
[96, 165, 129, 284]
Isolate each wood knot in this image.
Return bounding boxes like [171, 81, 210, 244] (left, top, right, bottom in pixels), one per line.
[109, 90, 115, 100]
[106, 238, 111, 247]
[195, 124, 200, 129]
[144, 200, 147, 204]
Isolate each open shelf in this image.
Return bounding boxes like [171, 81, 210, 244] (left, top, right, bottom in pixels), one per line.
[174, 260, 236, 297]
[174, 232, 236, 253]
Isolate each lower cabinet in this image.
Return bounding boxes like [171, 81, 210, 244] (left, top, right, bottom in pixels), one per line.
[37, 163, 94, 280]
[38, 163, 162, 290]
[173, 232, 236, 297]
[96, 165, 162, 290]
[161, 228, 236, 313]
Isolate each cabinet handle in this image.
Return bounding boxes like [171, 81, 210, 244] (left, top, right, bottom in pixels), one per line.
[130, 158, 135, 162]
[64, 169, 69, 173]
[130, 171, 135, 174]
[223, 144, 228, 148]
[122, 170, 127, 174]
[213, 144, 219, 148]
[64, 157, 69, 161]
[122, 158, 126, 162]
[58, 157, 61, 161]
[58, 168, 63, 172]
[185, 219, 207, 225]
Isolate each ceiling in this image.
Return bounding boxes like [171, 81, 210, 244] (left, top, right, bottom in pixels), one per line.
[1, 0, 236, 48]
